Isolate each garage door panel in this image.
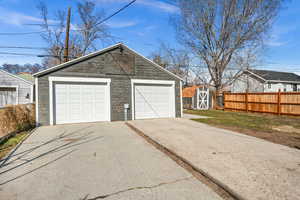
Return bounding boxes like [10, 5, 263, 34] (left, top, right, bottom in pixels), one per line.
[54, 83, 109, 124]
[134, 84, 175, 119]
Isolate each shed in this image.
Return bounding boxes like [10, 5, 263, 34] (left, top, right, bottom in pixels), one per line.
[33, 43, 183, 125]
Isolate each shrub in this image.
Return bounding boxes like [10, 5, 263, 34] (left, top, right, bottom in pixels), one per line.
[0, 104, 35, 136]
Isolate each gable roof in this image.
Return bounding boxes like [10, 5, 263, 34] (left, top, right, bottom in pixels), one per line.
[247, 69, 300, 83]
[17, 72, 34, 83]
[0, 69, 33, 85]
[33, 43, 183, 81]
[182, 85, 201, 98]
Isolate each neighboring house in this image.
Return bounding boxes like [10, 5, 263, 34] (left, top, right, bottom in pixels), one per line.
[0, 70, 34, 107]
[33, 43, 183, 126]
[230, 69, 300, 92]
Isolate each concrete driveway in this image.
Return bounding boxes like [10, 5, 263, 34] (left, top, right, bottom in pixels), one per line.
[128, 118, 300, 200]
[0, 122, 221, 200]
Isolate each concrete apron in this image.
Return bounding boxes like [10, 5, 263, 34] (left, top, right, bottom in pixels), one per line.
[127, 118, 300, 200]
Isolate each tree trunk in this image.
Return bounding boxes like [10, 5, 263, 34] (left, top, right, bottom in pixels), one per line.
[215, 86, 223, 108]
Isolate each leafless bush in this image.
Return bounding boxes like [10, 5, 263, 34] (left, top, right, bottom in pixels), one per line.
[0, 104, 35, 136]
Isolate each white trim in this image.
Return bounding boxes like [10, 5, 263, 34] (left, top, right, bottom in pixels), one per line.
[33, 43, 183, 81]
[131, 79, 175, 85]
[0, 85, 18, 88]
[131, 79, 176, 120]
[35, 78, 39, 126]
[126, 47, 183, 81]
[267, 80, 300, 84]
[30, 85, 34, 103]
[0, 69, 33, 85]
[245, 70, 266, 82]
[0, 85, 18, 105]
[48, 76, 111, 83]
[48, 76, 111, 125]
[33, 43, 122, 76]
[16, 86, 19, 104]
[180, 81, 183, 117]
[107, 81, 111, 122]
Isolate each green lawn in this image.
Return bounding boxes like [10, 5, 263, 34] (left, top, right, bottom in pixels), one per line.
[185, 109, 300, 149]
[0, 131, 29, 159]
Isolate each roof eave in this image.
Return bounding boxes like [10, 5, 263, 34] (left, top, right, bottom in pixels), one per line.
[0, 69, 34, 85]
[33, 43, 183, 81]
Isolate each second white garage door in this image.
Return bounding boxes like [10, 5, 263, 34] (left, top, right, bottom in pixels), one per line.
[54, 83, 109, 124]
[134, 83, 175, 119]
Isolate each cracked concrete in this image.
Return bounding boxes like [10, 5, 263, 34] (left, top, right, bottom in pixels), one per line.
[0, 122, 221, 200]
[84, 176, 193, 200]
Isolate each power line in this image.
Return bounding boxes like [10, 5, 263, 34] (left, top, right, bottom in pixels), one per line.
[0, 46, 47, 50]
[0, 31, 46, 36]
[0, 0, 137, 36]
[0, 52, 55, 57]
[94, 0, 137, 27]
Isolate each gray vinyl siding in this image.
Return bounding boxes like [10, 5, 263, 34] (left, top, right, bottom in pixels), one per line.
[0, 70, 33, 106]
[37, 46, 181, 125]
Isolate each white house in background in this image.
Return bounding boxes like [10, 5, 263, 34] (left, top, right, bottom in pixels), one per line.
[230, 69, 300, 92]
[0, 70, 34, 107]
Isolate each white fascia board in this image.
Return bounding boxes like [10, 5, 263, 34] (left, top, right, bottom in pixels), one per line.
[267, 80, 300, 84]
[35, 78, 39, 126]
[48, 76, 111, 83]
[131, 79, 175, 85]
[0, 69, 33, 85]
[34, 43, 183, 81]
[244, 70, 266, 82]
[125, 47, 183, 81]
[0, 85, 18, 88]
[33, 43, 122, 77]
[180, 80, 183, 117]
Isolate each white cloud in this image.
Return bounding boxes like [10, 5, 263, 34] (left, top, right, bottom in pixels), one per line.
[266, 24, 297, 47]
[95, 0, 178, 13]
[0, 7, 43, 26]
[105, 20, 138, 28]
[137, 0, 178, 13]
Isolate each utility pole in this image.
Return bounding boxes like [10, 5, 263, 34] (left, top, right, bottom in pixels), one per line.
[64, 7, 71, 62]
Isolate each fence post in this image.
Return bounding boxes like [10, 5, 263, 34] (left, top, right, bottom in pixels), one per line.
[277, 89, 281, 115]
[245, 90, 249, 112]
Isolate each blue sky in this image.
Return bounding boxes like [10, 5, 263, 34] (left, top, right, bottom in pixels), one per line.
[0, 0, 299, 74]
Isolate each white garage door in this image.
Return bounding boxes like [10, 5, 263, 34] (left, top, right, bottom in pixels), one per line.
[134, 84, 175, 119]
[54, 83, 109, 124]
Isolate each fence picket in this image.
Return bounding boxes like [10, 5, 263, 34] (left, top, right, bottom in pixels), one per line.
[223, 91, 300, 116]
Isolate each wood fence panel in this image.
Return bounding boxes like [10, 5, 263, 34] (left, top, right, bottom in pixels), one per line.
[223, 91, 300, 116]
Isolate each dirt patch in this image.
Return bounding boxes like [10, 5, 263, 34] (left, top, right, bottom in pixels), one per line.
[212, 125, 300, 150]
[272, 125, 300, 134]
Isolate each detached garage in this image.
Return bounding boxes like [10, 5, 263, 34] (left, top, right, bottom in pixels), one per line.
[34, 43, 183, 126]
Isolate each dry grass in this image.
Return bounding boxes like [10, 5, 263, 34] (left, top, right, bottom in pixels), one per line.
[0, 131, 29, 159]
[0, 104, 35, 137]
[185, 109, 300, 149]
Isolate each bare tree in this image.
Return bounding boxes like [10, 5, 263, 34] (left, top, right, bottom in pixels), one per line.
[150, 42, 192, 83]
[172, 0, 283, 105]
[37, 0, 113, 67]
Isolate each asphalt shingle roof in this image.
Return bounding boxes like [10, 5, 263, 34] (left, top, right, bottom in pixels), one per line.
[249, 69, 300, 82]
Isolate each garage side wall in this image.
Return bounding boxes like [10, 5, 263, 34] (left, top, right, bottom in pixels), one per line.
[0, 71, 33, 106]
[36, 47, 181, 125]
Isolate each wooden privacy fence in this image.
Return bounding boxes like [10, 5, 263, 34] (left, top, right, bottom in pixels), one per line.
[223, 91, 300, 116]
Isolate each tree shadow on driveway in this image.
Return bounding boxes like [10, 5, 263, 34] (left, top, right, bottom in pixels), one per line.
[0, 125, 104, 186]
